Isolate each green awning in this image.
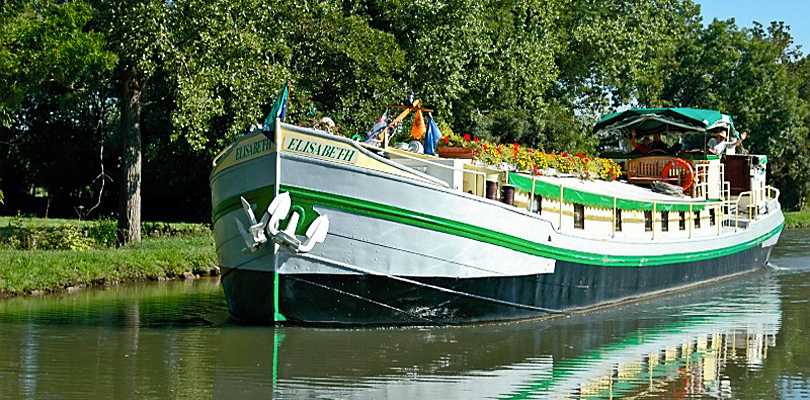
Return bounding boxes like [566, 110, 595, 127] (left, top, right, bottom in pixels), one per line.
[594, 108, 736, 136]
[508, 173, 710, 212]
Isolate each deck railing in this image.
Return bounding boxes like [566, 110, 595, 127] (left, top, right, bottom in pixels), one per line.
[361, 144, 490, 197]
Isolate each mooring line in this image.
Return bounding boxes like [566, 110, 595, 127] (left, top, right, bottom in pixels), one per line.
[295, 253, 566, 314]
[285, 275, 445, 325]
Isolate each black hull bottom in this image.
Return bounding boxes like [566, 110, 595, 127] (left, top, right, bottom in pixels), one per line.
[221, 244, 774, 326]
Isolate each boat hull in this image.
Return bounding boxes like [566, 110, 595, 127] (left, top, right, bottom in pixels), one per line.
[220, 241, 775, 325]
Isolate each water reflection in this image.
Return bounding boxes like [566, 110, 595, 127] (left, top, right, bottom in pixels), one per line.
[268, 272, 783, 400]
[0, 230, 808, 399]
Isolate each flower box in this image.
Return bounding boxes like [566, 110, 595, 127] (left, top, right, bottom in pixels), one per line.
[437, 146, 475, 159]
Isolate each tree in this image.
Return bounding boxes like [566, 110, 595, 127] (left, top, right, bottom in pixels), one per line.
[661, 18, 810, 209]
[0, 1, 116, 216]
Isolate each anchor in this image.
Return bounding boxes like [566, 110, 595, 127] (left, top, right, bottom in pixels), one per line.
[235, 191, 329, 253]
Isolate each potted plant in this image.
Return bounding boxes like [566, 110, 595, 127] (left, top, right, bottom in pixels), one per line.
[436, 134, 476, 159]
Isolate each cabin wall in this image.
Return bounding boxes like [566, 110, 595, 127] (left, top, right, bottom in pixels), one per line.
[515, 189, 723, 240]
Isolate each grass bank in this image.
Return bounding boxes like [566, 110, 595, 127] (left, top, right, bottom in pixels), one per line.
[0, 217, 216, 297]
[784, 210, 810, 229]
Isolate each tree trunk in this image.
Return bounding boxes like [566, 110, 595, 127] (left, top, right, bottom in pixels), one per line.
[118, 74, 143, 244]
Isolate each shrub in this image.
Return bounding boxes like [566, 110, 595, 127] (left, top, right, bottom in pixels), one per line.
[88, 217, 118, 247]
[42, 224, 93, 250]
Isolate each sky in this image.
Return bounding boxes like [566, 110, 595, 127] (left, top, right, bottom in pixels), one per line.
[698, 0, 809, 54]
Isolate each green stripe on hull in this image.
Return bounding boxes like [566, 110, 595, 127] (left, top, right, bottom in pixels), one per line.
[274, 270, 286, 322]
[213, 184, 783, 267]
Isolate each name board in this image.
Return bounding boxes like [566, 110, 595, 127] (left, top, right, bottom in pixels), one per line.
[234, 137, 273, 161]
[283, 134, 359, 164]
[214, 134, 276, 173]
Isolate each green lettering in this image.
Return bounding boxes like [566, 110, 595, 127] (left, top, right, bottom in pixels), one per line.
[286, 138, 299, 151]
[342, 149, 356, 162]
[305, 142, 316, 154]
[326, 146, 337, 159]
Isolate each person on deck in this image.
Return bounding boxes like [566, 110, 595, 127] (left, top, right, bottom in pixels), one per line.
[707, 130, 747, 156]
[648, 133, 670, 153]
[725, 131, 748, 155]
[629, 130, 650, 154]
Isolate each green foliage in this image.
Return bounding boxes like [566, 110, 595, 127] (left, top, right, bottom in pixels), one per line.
[0, 0, 116, 124]
[784, 210, 810, 229]
[1, 218, 93, 251]
[2, 0, 810, 216]
[142, 222, 212, 238]
[0, 217, 210, 250]
[657, 18, 810, 209]
[88, 217, 118, 247]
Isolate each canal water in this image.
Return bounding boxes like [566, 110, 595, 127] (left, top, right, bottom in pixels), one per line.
[1, 231, 809, 399]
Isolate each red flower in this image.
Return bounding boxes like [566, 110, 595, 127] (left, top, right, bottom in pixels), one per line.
[584, 158, 589, 162]
[527, 149, 533, 154]
[442, 137, 450, 144]
[575, 153, 584, 158]
[473, 138, 480, 142]
[464, 134, 471, 141]
[497, 149, 503, 155]
[513, 142, 519, 148]
[561, 152, 569, 157]
[483, 144, 488, 150]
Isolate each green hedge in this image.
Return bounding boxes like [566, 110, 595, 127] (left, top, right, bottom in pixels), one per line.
[0, 215, 212, 250]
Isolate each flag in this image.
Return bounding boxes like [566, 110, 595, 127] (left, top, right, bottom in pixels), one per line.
[262, 83, 289, 137]
[425, 115, 443, 155]
[365, 110, 388, 142]
[411, 109, 426, 140]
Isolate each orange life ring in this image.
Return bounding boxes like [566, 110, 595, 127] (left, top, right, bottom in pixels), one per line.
[661, 158, 694, 190]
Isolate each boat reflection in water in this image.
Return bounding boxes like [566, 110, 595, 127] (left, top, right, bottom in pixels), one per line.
[214, 271, 782, 399]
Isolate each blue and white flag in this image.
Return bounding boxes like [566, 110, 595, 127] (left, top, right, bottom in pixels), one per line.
[262, 83, 289, 138]
[365, 110, 388, 142]
[425, 115, 442, 155]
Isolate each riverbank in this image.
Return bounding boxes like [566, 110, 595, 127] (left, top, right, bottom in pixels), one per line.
[784, 210, 810, 229]
[0, 217, 217, 297]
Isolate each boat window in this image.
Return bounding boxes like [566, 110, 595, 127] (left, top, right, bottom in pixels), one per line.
[644, 210, 653, 232]
[679, 211, 686, 230]
[534, 196, 542, 215]
[574, 204, 585, 229]
[615, 209, 622, 232]
[695, 210, 701, 228]
[661, 211, 669, 232]
[710, 208, 716, 226]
